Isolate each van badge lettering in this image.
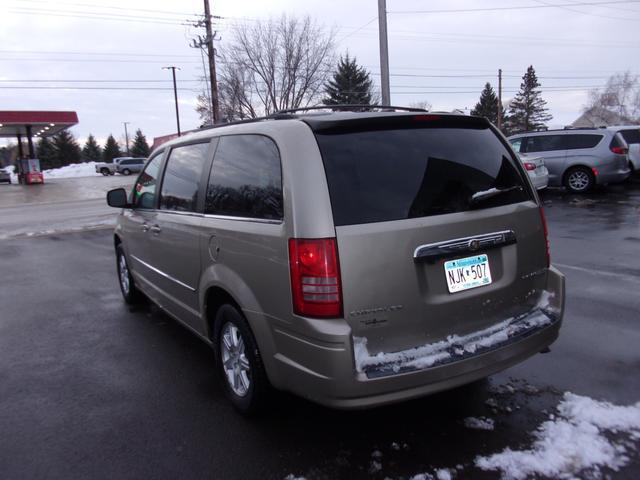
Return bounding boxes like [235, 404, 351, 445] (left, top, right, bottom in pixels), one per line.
[350, 305, 404, 317]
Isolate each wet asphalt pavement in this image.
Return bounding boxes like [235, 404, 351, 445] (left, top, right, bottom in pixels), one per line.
[0, 179, 639, 479]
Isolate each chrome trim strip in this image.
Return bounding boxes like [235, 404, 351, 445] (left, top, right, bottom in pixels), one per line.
[413, 230, 516, 263]
[157, 210, 204, 218]
[202, 213, 282, 225]
[130, 254, 197, 292]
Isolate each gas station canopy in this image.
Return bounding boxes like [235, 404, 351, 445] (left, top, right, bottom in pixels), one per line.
[0, 111, 78, 138]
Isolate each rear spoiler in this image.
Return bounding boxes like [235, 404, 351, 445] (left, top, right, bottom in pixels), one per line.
[303, 114, 490, 134]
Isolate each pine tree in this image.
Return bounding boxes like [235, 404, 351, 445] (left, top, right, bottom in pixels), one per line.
[130, 129, 150, 158]
[102, 135, 122, 163]
[323, 54, 375, 107]
[505, 66, 552, 134]
[471, 82, 505, 128]
[81, 134, 102, 162]
[53, 130, 81, 167]
[36, 137, 58, 170]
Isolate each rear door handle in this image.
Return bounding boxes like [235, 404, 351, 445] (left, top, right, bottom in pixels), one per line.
[150, 225, 162, 234]
[413, 230, 516, 263]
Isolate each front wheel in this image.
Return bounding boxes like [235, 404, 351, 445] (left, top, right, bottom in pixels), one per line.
[121, 169, 131, 175]
[214, 304, 270, 415]
[116, 244, 141, 304]
[564, 167, 594, 193]
[100, 168, 110, 176]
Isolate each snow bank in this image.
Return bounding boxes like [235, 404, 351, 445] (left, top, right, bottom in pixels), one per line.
[2, 162, 100, 181]
[43, 161, 100, 179]
[463, 417, 495, 431]
[475, 392, 640, 479]
[353, 304, 554, 374]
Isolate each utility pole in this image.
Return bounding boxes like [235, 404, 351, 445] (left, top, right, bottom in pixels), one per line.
[378, 0, 391, 106]
[203, 0, 220, 124]
[162, 66, 181, 136]
[497, 68, 503, 131]
[123, 122, 130, 155]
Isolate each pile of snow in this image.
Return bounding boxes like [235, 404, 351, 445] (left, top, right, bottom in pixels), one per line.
[42, 161, 100, 179]
[463, 417, 495, 431]
[410, 468, 454, 480]
[475, 392, 640, 479]
[353, 307, 554, 374]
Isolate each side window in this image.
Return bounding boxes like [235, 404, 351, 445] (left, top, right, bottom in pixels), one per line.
[526, 135, 567, 153]
[205, 135, 283, 220]
[132, 154, 163, 209]
[509, 137, 523, 153]
[159, 143, 209, 212]
[566, 134, 603, 150]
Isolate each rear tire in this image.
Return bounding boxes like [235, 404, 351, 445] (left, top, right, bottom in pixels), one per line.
[100, 168, 110, 176]
[564, 167, 594, 193]
[116, 244, 141, 304]
[213, 304, 270, 415]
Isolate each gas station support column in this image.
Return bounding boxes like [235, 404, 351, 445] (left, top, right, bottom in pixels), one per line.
[16, 133, 24, 159]
[26, 125, 35, 158]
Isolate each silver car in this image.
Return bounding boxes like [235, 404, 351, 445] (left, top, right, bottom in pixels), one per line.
[607, 125, 640, 174]
[107, 110, 565, 413]
[508, 128, 630, 193]
[518, 153, 548, 190]
[0, 168, 11, 184]
[115, 157, 146, 175]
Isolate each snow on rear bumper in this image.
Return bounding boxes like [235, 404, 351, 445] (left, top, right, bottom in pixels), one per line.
[354, 307, 559, 379]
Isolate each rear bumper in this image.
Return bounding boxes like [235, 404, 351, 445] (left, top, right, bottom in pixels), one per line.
[596, 161, 630, 185]
[260, 266, 565, 409]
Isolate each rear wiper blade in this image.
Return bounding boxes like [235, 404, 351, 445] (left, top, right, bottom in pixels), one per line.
[470, 185, 523, 206]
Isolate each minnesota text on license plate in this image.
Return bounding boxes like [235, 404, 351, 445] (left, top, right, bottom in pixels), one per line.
[444, 254, 493, 293]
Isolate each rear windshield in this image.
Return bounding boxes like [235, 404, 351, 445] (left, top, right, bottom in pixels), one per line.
[315, 121, 532, 226]
[619, 129, 640, 145]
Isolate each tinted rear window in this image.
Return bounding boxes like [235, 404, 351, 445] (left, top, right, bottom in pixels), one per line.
[315, 124, 531, 226]
[619, 129, 640, 144]
[566, 134, 602, 150]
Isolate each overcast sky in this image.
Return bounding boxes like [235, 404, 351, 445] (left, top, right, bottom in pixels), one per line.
[1, 0, 639, 147]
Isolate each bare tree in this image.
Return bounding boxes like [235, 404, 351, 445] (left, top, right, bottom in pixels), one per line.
[583, 71, 640, 125]
[201, 15, 335, 121]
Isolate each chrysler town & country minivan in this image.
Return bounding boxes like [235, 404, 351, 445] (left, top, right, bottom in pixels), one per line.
[107, 109, 565, 413]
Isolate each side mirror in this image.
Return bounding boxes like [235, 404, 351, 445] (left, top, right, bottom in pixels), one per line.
[107, 188, 130, 208]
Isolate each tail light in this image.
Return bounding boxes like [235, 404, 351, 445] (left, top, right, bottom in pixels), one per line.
[611, 146, 628, 155]
[288, 238, 342, 318]
[539, 207, 550, 268]
[523, 162, 537, 171]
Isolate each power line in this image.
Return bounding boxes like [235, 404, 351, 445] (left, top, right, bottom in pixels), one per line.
[14, 0, 200, 17]
[5, 8, 192, 26]
[388, 0, 640, 15]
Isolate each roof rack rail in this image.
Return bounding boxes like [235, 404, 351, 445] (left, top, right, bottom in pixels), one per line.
[274, 104, 429, 114]
[198, 113, 296, 131]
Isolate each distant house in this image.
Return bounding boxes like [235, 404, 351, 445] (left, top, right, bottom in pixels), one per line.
[572, 107, 632, 127]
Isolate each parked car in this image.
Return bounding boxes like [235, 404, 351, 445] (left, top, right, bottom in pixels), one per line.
[115, 157, 146, 175]
[0, 168, 11, 184]
[95, 157, 146, 176]
[518, 153, 549, 190]
[107, 110, 565, 413]
[508, 128, 630, 193]
[607, 125, 640, 174]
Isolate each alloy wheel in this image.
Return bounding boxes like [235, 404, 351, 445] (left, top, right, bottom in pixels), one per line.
[220, 322, 251, 397]
[118, 254, 130, 295]
[568, 170, 590, 192]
